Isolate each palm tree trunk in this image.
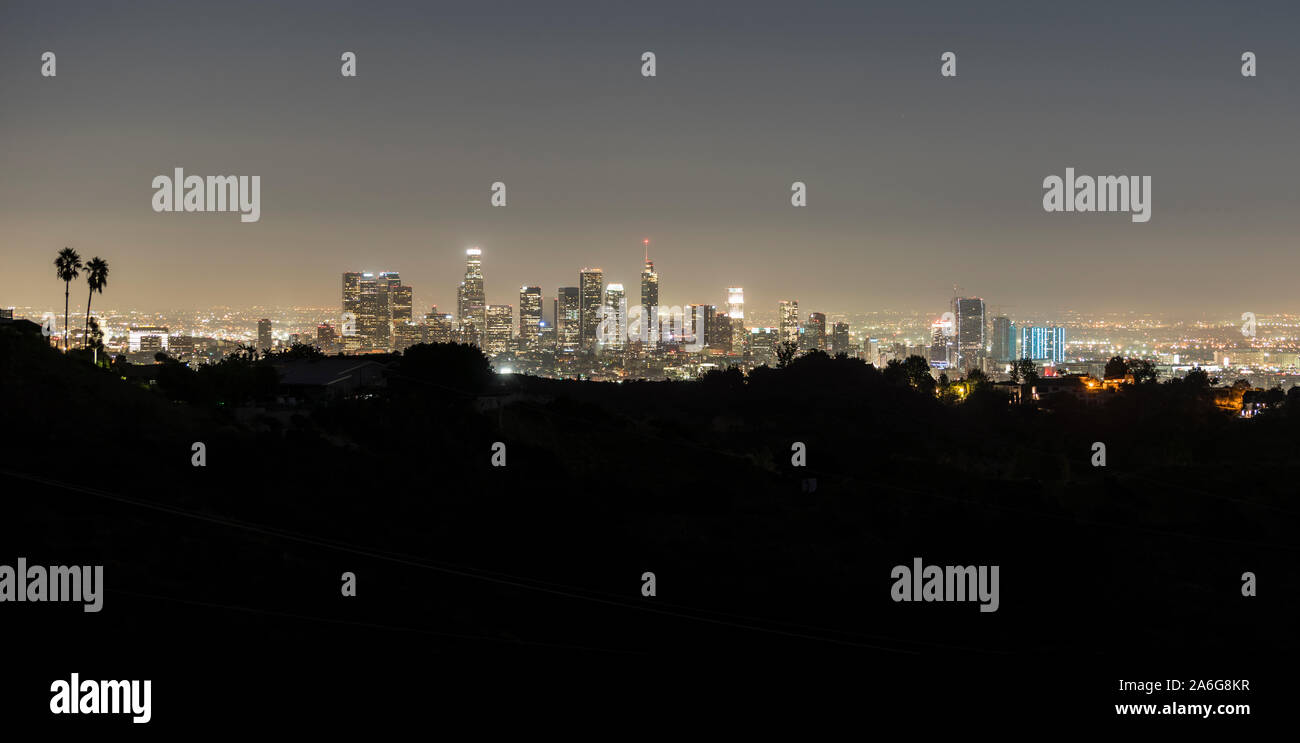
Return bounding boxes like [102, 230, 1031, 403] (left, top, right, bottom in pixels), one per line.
[84, 286, 93, 348]
[63, 283, 70, 352]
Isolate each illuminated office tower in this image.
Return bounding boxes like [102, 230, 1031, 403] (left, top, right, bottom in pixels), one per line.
[866, 337, 881, 366]
[778, 300, 799, 346]
[727, 287, 744, 321]
[953, 297, 986, 374]
[128, 326, 169, 352]
[373, 271, 403, 350]
[749, 327, 779, 366]
[457, 248, 486, 344]
[424, 307, 454, 344]
[677, 303, 713, 348]
[393, 321, 423, 351]
[518, 286, 543, 348]
[458, 249, 485, 316]
[455, 314, 482, 347]
[358, 273, 389, 350]
[711, 307, 732, 353]
[930, 314, 954, 369]
[991, 316, 1015, 363]
[801, 312, 827, 352]
[543, 292, 556, 329]
[341, 272, 363, 352]
[391, 282, 413, 326]
[257, 318, 272, 352]
[342, 272, 362, 313]
[484, 305, 513, 354]
[601, 283, 626, 351]
[537, 320, 556, 351]
[831, 321, 850, 355]
[556, 287, 581, 354]
[316, 322, 336, 349]
[640, 240, 659, 347]
[727, 287, 745, 356]
[579, 268, 604, 350]
[357, 273, 380, 349]
[1020, 326, 1066, 364]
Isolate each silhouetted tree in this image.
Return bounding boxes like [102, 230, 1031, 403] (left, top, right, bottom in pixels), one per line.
[901, 355, 936, 395]
[1182, 367, 1213, 390]
[1129, 359, 1158, 385]
[85, 317, 106, 358]
[395, 342, 494, 394]
[269, 343, 325, 361]
[1286, 385, 1300, 415]
[1104, 356, 1128, 380]
[701, 365, 745, 389]
[1015, 358, 1039, 386]
[1264, 386, 1285, 408]
[776, 341, 798, 368]
[82, 256, 109, 349]
[53, 247, 82, 351]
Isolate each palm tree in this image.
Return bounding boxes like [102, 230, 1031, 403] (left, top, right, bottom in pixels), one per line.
[53, 247, 82, 351]
[82, 257, 109, 348]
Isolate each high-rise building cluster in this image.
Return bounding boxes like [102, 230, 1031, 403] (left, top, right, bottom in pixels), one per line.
[340, 270, 416, 353]
[926, 294, 1068, 375]
[329, 244, 1069, 381]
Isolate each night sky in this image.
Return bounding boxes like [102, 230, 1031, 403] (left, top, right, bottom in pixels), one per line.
[1, 0, 1296, 316]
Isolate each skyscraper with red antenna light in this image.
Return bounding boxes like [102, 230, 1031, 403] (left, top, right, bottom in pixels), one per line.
[640, 239, 659, 347]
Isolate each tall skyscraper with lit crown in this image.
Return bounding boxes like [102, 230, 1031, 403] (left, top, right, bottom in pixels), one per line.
[457, 248, 486, 345]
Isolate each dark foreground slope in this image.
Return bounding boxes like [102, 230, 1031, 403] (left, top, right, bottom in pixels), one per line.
[1, 337, 1294, 725]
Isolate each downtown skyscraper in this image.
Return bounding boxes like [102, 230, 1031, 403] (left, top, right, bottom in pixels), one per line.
[257, 318, 272, 352]
[485, 305, 513, 354]
[1021, 326, 1067, 364]
[991, 316, 1015, 363]
[457, 248, 486, 345]
[727, 287, 745, 356]
[579, 268, 604, 351]
[953, 297, 986, 374]
[519, 286, 543, 349]
[601, 283, 626, 352]
[338, 270, 411, 352]
[556, 287, 581, 354]
[831, 322, 850, 356]
[341, 271, 363, 352]
[778, 300, 799, 347]
[640, 240, 659, 348]
[802, 312, 827, 352]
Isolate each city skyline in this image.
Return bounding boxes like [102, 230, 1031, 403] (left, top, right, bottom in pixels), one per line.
[16, 239, 1300, 392]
